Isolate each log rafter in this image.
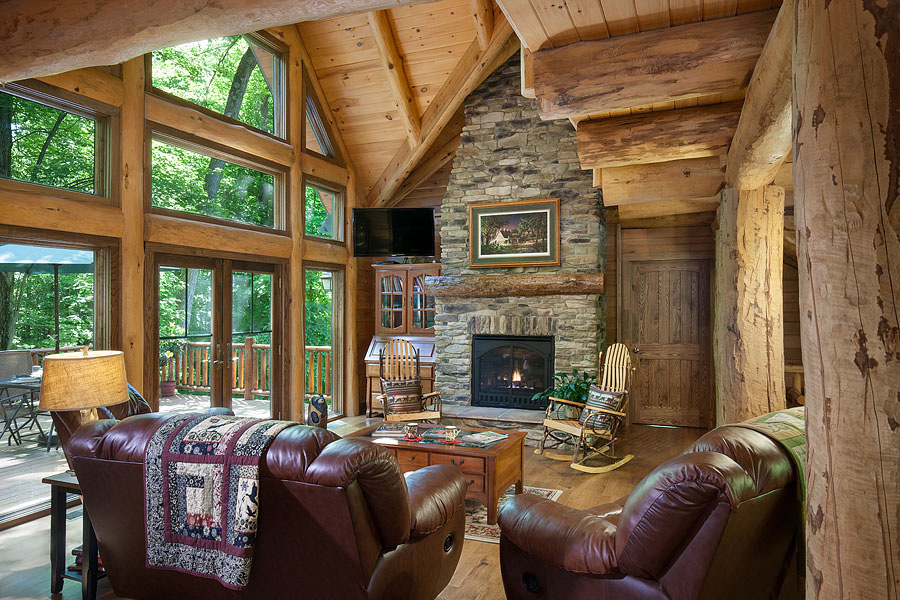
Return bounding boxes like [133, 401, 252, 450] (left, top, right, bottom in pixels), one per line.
[368, 11, 517, 207]
[469, 0, 494, 51]
[725, 0, 793, 189]
[367, 10, 421, 148]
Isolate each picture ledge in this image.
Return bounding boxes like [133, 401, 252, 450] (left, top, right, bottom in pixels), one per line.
[423, 273, 604, 298]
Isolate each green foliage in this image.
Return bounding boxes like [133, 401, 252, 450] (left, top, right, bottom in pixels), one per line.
[8, 272, 94, 350]
[151, 140, 275, 228]
[0, 92, 96, 193]
[532, 369, 597, 405]
[304, 270, 333, 347]
[304, 185, 333, 239]
[152, 36, 275, 134]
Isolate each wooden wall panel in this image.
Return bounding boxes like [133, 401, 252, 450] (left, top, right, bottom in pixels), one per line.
[782, 264, 801, 366]
[605, 223, 618, 345]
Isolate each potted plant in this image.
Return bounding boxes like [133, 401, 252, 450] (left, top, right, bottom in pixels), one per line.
[159, 339, 184, 398]
[532, 369, 597, 419]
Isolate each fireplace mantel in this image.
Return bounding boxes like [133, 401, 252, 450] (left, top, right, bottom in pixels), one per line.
[424, 273, 604, 298]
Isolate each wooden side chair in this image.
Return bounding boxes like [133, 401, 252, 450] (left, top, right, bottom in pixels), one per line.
[536, 343, 634, 473]
[377, 339, 441, 423]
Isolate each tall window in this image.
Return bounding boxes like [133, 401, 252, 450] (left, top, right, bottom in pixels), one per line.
[151, 138, 280, 229]
[0, 91, 101, 195]
[152, 34, 284, 138]
[304, 268, 343, 416]
[304, 181, 343, 241]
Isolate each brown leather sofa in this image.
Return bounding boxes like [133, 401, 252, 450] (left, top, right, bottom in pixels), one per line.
[498, 425, 801, 600]
[68, 411, 468, 600]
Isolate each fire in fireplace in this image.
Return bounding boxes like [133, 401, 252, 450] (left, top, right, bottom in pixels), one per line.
[471, 335, 554, 410]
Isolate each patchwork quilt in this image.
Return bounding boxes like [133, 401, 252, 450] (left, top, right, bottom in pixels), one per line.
[144, 413, 297, 589]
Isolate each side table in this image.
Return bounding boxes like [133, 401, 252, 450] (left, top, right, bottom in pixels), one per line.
[42, 472, 104, 600]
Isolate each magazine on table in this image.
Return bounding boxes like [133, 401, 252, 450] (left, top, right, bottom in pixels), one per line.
[459, 431, 508, 447]
[421, 427, 450, 441]
[372, 423, 407, 437]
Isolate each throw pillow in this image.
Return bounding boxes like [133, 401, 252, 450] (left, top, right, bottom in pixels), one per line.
[381, 377, 423, 414]
[579, 386, 625, 431]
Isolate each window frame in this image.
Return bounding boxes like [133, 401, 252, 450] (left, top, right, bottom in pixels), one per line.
[0, 82, 115, 203]
[302, 175, 346, 244]
[146, 32, 288, 142]
[301, 72, 344, 166]
[147, 128, 288, 234]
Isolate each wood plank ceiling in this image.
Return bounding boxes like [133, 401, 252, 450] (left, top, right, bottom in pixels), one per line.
[298, 0, 476, 196]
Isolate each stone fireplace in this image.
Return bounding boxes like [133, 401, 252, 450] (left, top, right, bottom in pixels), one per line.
[431, 52, 606, 410]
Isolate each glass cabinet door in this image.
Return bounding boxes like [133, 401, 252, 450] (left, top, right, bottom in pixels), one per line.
[409, 270, 436, 333]
[377, 271, 406, 333]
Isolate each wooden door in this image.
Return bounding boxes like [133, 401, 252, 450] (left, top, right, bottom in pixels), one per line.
[623, 258, 711, 427]
[375, 268, 407, 334]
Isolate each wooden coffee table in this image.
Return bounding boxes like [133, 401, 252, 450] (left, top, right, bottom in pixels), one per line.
[351, 425, 526, 524]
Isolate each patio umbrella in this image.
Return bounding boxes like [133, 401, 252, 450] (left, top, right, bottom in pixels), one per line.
[0, 244, 95, 352]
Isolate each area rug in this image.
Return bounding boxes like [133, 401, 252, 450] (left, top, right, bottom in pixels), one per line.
[464, 486, 563, 544]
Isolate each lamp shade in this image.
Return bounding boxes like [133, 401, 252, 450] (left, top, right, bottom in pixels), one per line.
[39, 349, 129, 411]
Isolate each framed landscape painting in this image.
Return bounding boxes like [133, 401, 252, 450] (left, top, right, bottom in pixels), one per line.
[469, 198, 560, 268]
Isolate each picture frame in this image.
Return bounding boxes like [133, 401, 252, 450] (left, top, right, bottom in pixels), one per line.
[468, 198, 560, 268]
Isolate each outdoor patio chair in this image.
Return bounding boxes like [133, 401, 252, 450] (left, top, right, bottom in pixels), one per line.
[536, 343, 634, 473]
[0, 349, 43, 445]
[377, 338, 441, 423]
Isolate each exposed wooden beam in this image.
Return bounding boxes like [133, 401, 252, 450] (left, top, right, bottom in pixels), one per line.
[145, 94, 295, 167]
[301, 152, 350, 184]
[578, 101, 742, 170]
[35, 68, 124, 107]
[714, 185, 785, 425]
[531, 10, 776, 120]
[795, 1, 900, 593]
[426, 273, 604, 298]
[389, 135, 460, 206]
[145, 214, 293, 259]
[368, 12, 517, 207]
[601, 156, 725, 207]
[0, 186, 124, 238]
[617, 198, 721, 220]
[470, 0, 494, 51]
[592, 168, 602, 188]
[367, 10, 421, 148]
[726, 0, 793, 189]
[520, 44, 535, 98]
[1, 0, 430, 82]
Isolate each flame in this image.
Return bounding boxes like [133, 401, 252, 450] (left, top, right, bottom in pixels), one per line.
[512, 369, 522, 383]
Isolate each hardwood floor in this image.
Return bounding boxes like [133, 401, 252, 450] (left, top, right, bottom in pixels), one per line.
[0, 423, 702, 600]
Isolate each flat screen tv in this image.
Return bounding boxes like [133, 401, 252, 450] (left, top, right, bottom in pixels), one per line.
[353, 208, 435, 257]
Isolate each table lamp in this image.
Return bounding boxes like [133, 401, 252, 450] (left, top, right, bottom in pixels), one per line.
[39, 347, 129, 423]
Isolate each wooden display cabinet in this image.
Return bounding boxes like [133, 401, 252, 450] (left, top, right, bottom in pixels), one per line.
[366, 263, 440, 416]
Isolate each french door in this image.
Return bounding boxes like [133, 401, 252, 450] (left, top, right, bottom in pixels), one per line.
[152, 253, 283, 418]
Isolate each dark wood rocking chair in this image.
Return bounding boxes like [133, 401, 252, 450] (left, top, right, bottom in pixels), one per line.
[377, 339, 441, 423]
[536, 343, 634, 473]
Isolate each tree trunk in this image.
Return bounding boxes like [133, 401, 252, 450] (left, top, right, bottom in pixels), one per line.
[203, 46, 256, 205]
[714, 185, 785, 424]
[794, 1, 900, 597]
[0, 273, 26, 350]
[29, 112, 65, 181]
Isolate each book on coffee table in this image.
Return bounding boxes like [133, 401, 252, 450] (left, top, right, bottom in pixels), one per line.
[372, 423, 406, 437]
[458, 431, 508, 447]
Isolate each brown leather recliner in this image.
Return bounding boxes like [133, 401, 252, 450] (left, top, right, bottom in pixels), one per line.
[68, 412, 468, 600]
[498, 425, 801, 600]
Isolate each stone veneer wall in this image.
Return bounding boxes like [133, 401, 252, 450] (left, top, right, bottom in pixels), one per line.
[435, 53, 605, 406]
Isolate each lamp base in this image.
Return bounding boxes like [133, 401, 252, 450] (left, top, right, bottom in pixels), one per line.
[79, 408, 99, 423]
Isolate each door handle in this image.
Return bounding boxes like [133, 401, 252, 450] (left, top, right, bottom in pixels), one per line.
[632, 348, 640, 354]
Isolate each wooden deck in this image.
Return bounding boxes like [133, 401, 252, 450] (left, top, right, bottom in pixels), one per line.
[0, 421, 702, 600]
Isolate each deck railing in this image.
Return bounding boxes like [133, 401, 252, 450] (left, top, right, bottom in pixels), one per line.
[159, 339, 332, 400]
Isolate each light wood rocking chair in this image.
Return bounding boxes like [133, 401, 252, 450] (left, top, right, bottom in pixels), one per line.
[536, 343, 634, 473]
[377, 339, 441, 423]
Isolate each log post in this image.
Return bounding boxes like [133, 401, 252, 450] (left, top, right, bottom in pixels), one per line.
[714, 185, 785, 424]
[794, 1, 900, 596]
[120, 58, 145, 398]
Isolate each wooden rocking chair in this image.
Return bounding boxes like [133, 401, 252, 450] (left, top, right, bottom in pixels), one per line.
[377, 339, 441, 423]
[536, 343, 634, 473]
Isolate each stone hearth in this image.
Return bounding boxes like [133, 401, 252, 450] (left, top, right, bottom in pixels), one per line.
[433, 52, 606, 408]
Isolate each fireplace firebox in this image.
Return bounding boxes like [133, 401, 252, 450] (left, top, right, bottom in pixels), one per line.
[471, 335, 554, 410]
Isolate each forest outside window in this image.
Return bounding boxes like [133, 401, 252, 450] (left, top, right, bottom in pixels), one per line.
[0, 91, 102, 196]
[151, 137, 281, 229]
[152, 34, 284, 138]
[304, 181, 343, 241]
